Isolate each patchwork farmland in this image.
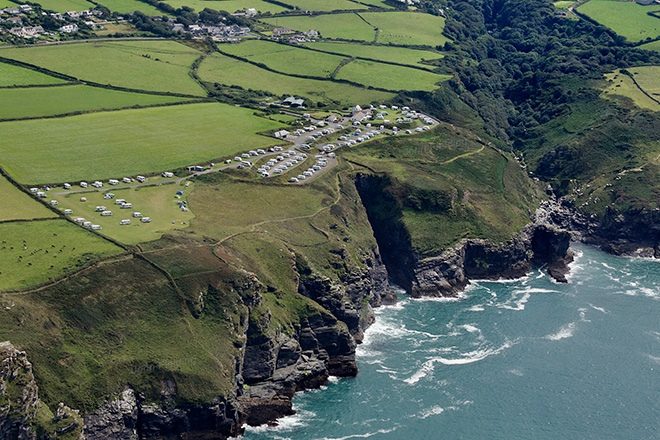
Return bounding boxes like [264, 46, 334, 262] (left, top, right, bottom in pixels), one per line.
[0, 0, 451, 293]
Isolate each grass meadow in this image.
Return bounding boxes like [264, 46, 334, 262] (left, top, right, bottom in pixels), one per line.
[220, 40, 345, 78]
[0, 219, 122, 291]
[95, 0, 165, 15]
[29, 0, 95, 12]
[0, 85, 196, 120]
[336, 58, 449, 91]
[278, 0, 365, 11]
[0, 175, 56, 221]
[304, 41, 443, 69]
[1, 41, 206, 96]
[0, 61, 67, 87]
[163, 0, 286, 13]
[0, 102, 283, 184]
[577, 0, 660, 42]
[198, 52, 394, 105]
[262, 13, 377, 41]
[604, 69, 659, 111]
[361, 11, 449, 46]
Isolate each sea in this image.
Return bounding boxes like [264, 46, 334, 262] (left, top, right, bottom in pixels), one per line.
[242, 244, 659, 440]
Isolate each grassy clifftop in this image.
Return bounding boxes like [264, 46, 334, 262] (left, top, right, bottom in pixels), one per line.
[346, 123, 543, 256]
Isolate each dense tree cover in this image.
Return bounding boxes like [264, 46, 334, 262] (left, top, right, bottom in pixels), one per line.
[429, 0, 660, 140]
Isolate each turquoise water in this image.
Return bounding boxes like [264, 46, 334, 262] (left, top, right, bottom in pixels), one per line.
[243, 245, 659, 440]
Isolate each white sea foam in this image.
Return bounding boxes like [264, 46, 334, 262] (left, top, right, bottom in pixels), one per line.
[318, 427, 398, 440]
[327, 376, 340, 384]
[508, 368, 524, 376]
[565, 248, 584, 283]
[497, 287, 559, 311]
[544, 322, 576, 341]
[403, 341, 516, 384]
[589, 304, 608, 314]
[466, 304, 485, 312]
[417, 405, 446, 419]
[410, 293, 466, 303]
[647, 354, 660, 365]
[242, 408, 316, 434]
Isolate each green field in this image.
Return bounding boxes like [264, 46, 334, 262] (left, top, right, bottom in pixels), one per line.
[279, 0, 365, 11]
[0, 219, 122, 291]
[0, 175, 56, 221]
[554, 1, 574, 9]
[0, 85, 195, 120]
[640, 39, 660, 51]
[351, 0, 392, 8]
[604, 69, 659, 111]
[305, 41, 443, 69]
[56, 183, 195, 245]
[629, 65, 660, 98]
[361, 11, 448, 46]
[96, 0, 165, 15]
[0, 102, 283, 184]
[29, 0, 95, 12]
[577, 0, 660, 42]
[336, 59, 448, 91]
[0, 62, 67, 87]
[220, 40, 345, 78]
[163, 0, 286, 13]
[199, 52, 394, 106]
[0, 0, 15, 7]
[262, 13, 377, 41]
[1, 41, 205, 96]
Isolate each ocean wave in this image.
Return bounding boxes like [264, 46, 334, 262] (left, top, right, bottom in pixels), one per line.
[565, 248, 584, 283]
[403, 341, 516, 384]
[243, 408, 316, 434]
[623, 287, 659, 300]
[496, 287, 559, 311]
[409, 293, 466, 303]
[466, 304, 485, 312]
[647, 354, 660, 365]
[588, 304, 608, 314]
[317, 427, 398, 440]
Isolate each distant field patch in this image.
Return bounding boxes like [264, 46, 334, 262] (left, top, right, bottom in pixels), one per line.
[640, 40, 660, 51]
[199, 52, 394, 106]
[163, 0, 286, 13]
[95, 0, 165, 15]
[29, 0, 95, 12]
[360, 11, 448, 46]
[0, 102, 283, 184]
[351, 0, 392, 8]
[336, 59, 448, 91]
[1, 41, 205, 96]
[261, 13, 376, 41]
[0, 219, 122, 292]
[0, 175, 56, 221]
[278, 0, 365, 11]
[0, 85, 194, 120]
[554, 1, 574, 9]
[220, 40, 345, 77]
[56, 183, 194, 245]
[304, 41, 443, 69]
[603, 68, 659, 111]
[577, 0, 660, 42]
[0, 61, 66, 87]
[629, 66, 660, 98]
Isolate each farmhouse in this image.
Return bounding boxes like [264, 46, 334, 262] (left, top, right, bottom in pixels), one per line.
[59, 24, 78, 34]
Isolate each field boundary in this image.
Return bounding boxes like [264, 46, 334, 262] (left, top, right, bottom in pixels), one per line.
[623, 69, 660, 105]
[0, 56, 206, 99]
[0, 98, 208, 123]
[212, 44, 432, 93]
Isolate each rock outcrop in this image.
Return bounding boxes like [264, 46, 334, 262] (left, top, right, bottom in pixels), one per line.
[1, 341, 39, 440]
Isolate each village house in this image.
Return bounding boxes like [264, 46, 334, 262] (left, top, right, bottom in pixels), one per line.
[59, 23, 78, 33]
[282, 96, 305, 108]
[9, 25, 44, 38]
